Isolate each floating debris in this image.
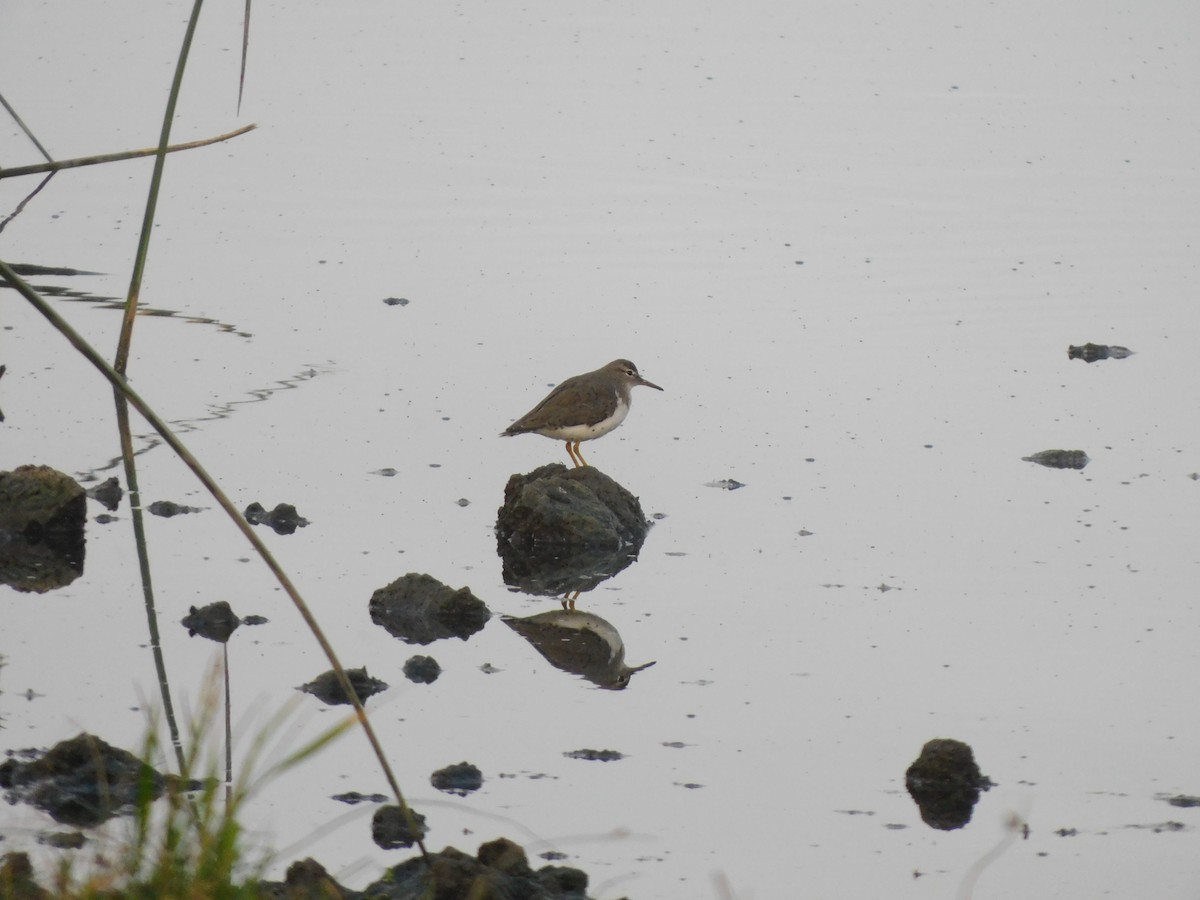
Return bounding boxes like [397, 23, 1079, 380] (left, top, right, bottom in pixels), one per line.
[706, 478, 745, 490]
[244, 501, 308, 534]
[564, 749, 624, 762]
[382, 297, 410, 306]
[1022, 449, 1090, 470]
[1068, 343, 1134, 363]
[148, 500, 202, 517]
[332, 791, 388, 805]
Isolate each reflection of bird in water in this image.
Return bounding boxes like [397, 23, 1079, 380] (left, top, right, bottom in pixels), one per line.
[503, 610, 656, 690]
[501, 359, 663, 467]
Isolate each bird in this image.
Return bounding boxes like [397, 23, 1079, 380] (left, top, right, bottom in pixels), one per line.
[501, 359, 663, 467]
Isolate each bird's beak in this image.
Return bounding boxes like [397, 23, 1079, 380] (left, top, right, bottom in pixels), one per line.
[638, 376, 664, 391]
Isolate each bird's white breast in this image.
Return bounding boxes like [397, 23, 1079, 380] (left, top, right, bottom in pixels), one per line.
[538, 397, 629, 442]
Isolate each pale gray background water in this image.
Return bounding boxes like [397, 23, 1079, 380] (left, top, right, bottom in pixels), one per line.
[3, 1, 1199, 897]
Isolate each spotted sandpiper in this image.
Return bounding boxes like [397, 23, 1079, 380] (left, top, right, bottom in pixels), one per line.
[501, 359, 663, 467]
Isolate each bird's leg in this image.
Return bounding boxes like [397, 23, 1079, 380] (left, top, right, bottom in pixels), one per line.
[573, 442, 589, 467]
[565, 441, 581, 467]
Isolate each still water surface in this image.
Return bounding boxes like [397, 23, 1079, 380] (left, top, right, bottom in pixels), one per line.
[2, 1, 1199, 897]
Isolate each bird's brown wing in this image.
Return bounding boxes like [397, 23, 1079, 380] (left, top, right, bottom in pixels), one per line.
[504, 373, 613, 433]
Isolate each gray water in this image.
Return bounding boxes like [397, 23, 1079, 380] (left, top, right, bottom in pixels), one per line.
[3, 1, 1199, 897]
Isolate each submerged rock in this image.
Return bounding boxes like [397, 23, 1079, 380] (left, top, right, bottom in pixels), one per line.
[1022, 449, 1090, 470]
[298, 667, 388, 706]
[369, 573, 491, 645]
[905, 738, 993, 831]
[1068, 342, 1133, 362]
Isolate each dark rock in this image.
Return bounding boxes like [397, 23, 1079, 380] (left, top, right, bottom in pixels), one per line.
[371, 805, 428, 850]
[298, 667, 388, 706]
[362, 838, 599, 899]
[383, 297, 410, 306]
[537, 865, 589, 894]
[403, 655, 442, 684]
[431, 762, 483, 796]
[496, 464, 651, 553]
[255, 857, 356, 899]
[181, 601, 241, 643]
[0, 465, 85, 536]
[84, 477, 122, 511]
[905, 738, 993, 831]
[369, 573, 490, 645]
[244, 502, 309, 535]
[1068, 343, 1134, 362]
[0, 733, 166, 828]
[0, 465, 87, 592]
[1021, 449, 1090, 470]
[496, 465, 651, 596]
